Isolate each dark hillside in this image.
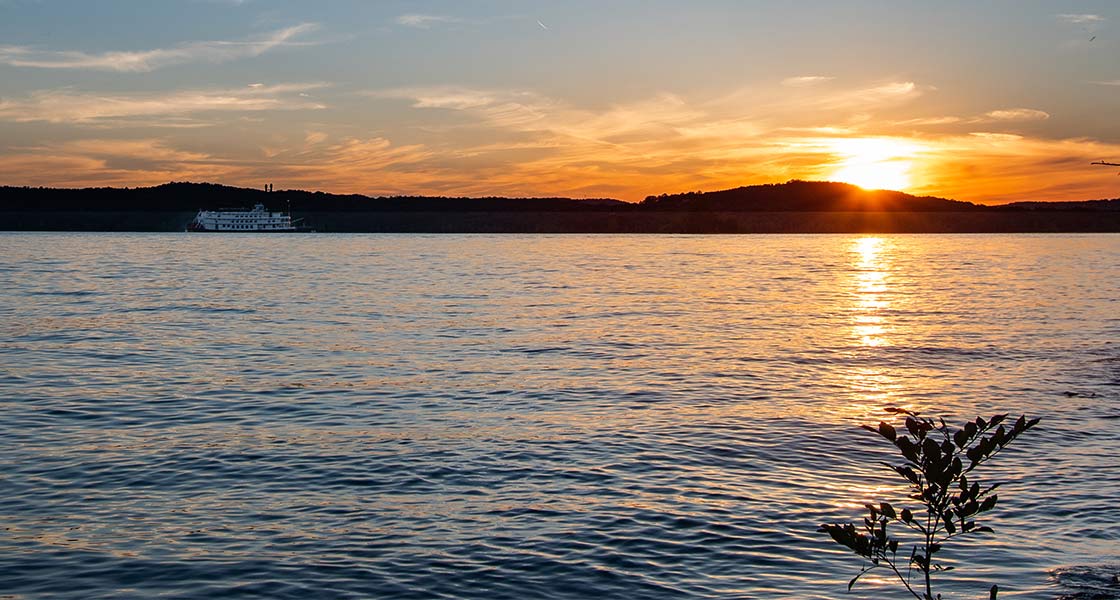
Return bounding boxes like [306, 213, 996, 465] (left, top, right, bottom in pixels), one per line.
[0, 182, 629, 213]
[641, 180, 981, 212]
[3, 180, 1120, 232]
[993, 199, 1120, 211]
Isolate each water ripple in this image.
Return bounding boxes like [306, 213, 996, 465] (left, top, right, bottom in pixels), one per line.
[0, 233, 1117, 599]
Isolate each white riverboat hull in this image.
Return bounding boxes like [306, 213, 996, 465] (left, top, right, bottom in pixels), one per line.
[187, 202, 308, 232]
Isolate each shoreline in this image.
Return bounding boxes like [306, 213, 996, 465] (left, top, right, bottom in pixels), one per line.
[5, 210, 1120, 233]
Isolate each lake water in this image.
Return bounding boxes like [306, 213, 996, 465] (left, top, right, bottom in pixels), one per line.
[1, 233, 1117, 600]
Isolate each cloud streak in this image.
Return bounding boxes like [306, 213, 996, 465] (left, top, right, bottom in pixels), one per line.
[351, 81, 1120, 202]
[0, 24, 319, 72]
[0, 83, 328, 123]
[0, 135, 436, 193]
[984, 108, 1050, 121]
[394, 14, 461, 29]
[781, 75, 835, 87]
[1057, 14, 1105, 25]
[356, 80, 932, 198]
[2, 79, 1116, 204]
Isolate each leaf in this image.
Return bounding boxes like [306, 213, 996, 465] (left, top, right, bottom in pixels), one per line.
[848, 572, 863, 591]
[965, 421, 978, 438]
[878, 421, 897, 441]
[896, 437, 920, 463]
[979, 484, 1000, 500]
[923, 437, 942, 463]
[906, 417, 922, 438]
[993, 425, 1006, 447]
[894, 465, 921, 485]
[826, 412, 1038, 597]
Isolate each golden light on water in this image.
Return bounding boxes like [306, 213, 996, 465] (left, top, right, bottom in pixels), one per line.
[851, 237, 891, 348]
[828, 138, 922, 192]
[841, 236, 904, 419]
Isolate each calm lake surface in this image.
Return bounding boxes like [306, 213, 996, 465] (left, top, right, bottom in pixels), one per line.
[1, 233, 1118, 600]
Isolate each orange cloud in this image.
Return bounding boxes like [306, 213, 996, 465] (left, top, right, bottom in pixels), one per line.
[0, 83, 327, 124]
[2, 78, 1119, 203]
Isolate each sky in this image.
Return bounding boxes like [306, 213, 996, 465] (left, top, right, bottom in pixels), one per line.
[1, 0, 1118, 203]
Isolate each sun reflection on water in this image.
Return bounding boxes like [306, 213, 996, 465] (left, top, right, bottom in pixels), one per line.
[851, 237, 891, 348]
[839, 237, 909, 420]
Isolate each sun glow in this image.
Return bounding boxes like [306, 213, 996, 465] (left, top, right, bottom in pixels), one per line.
[828, 138, 922, 191]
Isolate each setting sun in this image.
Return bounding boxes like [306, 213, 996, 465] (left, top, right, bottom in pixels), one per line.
[828, 138, 922, 191]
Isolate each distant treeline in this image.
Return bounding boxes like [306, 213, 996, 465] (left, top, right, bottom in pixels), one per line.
[4, 180, 1120, 232]
[0, 182, 626, 213]
[2, 180, 1118, 213]
[640, 180, 982, 211]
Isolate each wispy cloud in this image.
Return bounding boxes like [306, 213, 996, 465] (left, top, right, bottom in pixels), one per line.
[984, 108, 1050, 121]
[892, 116, 963, 127]
[394, 14, 461, 29]
[781, 75, 835, 87]
[1090, 80, 1120, 86]
[0, 139, 240, 188]
[351, 81, 1120, 202]
[304, 131, 328, 146]
[358, 80, 931, 198]
[3, 78, 1115, 203]
[368, 86, 558, 128]
[894, 107, 1050, 128]
[917, 134, 1120, 203]
[0, 23, 319, 72]
[0, 83, 328, 124]
[1057, 14, 1105, 25]
[0, 135, 436, 193]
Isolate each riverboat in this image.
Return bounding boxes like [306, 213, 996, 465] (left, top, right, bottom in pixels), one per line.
[187, 203, 300, 232]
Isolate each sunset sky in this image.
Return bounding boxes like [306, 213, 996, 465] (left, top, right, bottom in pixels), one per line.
[1, 0, 1119, 203]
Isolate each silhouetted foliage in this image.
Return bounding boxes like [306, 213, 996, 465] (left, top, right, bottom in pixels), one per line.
[820, 408, 1039, 599]
[4, 180, 1120, 231]
[0, 182, 627, 212]
[640, 180, 982, 212]
[5, 180, 1119, 215]
[992, 199, 1120, 212]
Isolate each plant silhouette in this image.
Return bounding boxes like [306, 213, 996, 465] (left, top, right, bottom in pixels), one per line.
[820, 408, 1039, 599]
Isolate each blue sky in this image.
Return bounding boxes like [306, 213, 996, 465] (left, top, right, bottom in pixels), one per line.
[1, 0, 1118, 201]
